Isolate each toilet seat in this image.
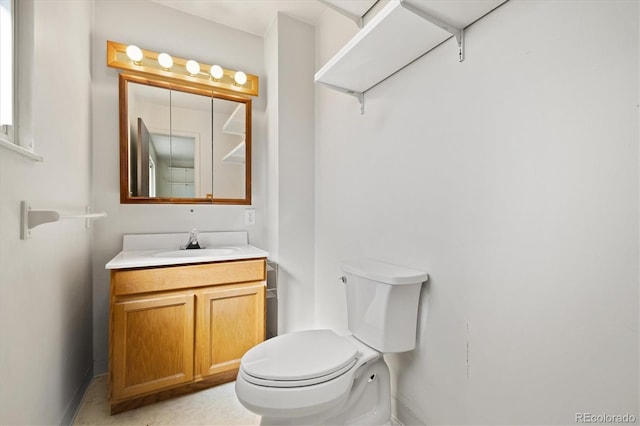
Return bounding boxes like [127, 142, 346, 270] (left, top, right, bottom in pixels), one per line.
[239, 329, 360, 388]
[236, 330, 383, 419]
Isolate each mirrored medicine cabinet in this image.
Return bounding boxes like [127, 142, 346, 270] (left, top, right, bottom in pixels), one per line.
[109, 40, 257, 205]
[119, 74, 251, 204]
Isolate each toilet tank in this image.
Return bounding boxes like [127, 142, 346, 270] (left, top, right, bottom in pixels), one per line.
[341, 259, 428, 353]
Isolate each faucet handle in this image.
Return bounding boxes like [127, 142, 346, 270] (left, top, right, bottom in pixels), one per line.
[183, 229, 202, 250]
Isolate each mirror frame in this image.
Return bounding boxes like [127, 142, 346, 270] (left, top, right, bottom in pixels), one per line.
[119, 73, 252, 205]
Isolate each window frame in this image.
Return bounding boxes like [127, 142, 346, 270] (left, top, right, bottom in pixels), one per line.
[0, 0, 41, 161]
[0, 0, 15, 142]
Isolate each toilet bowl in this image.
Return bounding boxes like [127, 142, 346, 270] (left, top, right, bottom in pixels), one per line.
[236, 259, 428, 425]
[236, 330, 388, 424]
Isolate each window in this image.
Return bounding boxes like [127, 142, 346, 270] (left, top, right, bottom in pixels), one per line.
[0, 0, 14, 144]
[0, 0, 40, 161]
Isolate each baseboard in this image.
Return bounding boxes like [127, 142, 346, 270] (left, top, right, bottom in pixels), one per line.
[94, 357, 108, 376]
[60, 366, 94, 426]
[390, 414, 404, 425]
[392, 394, 423, 426]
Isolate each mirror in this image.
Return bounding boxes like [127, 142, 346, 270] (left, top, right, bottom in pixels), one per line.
[119, 73, 251, 204]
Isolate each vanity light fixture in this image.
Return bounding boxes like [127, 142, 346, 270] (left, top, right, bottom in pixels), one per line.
[125, 45, 143, 64]
[185, 59, 200, 76]
[106, 40, 259, 97]
[157, 52, 173, 70]
[234, 71, 247, 86]
[210, 64, 224, 80]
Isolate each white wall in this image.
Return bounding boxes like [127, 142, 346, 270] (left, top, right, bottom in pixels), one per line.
[90, 0, 267, 374]
[315, 1, 639, 424]
[264, 13, 316, 332]
[0, 1, 93, 424]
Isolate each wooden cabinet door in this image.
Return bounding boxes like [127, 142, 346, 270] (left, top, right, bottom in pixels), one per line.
[198, 282, 265, 377]
[111, 291, 195, 400]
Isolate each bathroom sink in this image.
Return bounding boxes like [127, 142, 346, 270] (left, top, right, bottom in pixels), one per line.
[105, 232, 270, 270]
[152, 248, 238, 258]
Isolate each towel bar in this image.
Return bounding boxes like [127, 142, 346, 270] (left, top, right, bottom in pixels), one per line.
[20, 200, 107, 240]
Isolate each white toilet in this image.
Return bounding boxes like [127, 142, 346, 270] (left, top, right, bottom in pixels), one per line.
[235, 258, 428, 425]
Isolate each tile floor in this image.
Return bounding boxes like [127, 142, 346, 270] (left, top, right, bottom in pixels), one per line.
[72, 375, 401, 426]
[72, 375, 260, 425]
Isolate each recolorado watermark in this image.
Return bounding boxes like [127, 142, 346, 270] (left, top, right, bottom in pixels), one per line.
[576, 413, 637, 424]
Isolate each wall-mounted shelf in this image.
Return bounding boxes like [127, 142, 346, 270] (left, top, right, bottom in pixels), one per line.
[315, 0, 507, 113]
[223, 140, 246, 164]
[221, 103, 246, 163]
[168, 167, 195, 184]
[222, 104, 246, 135]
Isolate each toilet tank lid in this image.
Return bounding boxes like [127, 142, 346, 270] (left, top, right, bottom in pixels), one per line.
[341, 259, 428, 285]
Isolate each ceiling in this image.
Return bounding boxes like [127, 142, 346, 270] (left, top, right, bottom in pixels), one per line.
[152, 0, 327, 37]
[150, 133, 195, 164]
[151, 0, 379, 37]
[150, 1, 507, 38]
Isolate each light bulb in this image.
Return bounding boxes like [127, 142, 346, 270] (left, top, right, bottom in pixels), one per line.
[157, 53, 173, 70]
[186, 60, 200, 76]
[210, 65, 224, 80]
[125, 45, 143, 64]
[234, 71, 247, 86]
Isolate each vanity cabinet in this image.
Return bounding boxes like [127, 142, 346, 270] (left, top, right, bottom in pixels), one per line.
[109, 258, 266, 414]
[111, 290, 195, 401]
[198, 282, 265, 377]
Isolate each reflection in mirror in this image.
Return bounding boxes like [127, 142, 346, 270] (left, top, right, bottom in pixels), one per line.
[148, 132, 198, 198]
[120, 74, 251, 204]
[214, 99, 246, 199]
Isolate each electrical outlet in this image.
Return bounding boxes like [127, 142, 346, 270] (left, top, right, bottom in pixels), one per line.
[244, 209, 256, 225]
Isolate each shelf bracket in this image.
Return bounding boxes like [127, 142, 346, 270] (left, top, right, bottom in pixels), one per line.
[399, 0, 465, 62]
[356, 92, 365, 114]
[317, 0, 365, 28]
[317, 81, 365, 114]
[20, 201, 59, 240]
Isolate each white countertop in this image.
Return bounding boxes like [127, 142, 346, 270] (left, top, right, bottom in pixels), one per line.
[105, 231, 269, 270]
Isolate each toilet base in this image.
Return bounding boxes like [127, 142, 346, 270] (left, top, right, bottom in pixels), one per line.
[259, 358, 391, 426]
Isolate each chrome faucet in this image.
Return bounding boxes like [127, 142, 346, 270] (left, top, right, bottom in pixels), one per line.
[182, 229, 202, 250]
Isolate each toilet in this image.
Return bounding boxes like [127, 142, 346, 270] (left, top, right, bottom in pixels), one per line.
[235, 258, 428, 425]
